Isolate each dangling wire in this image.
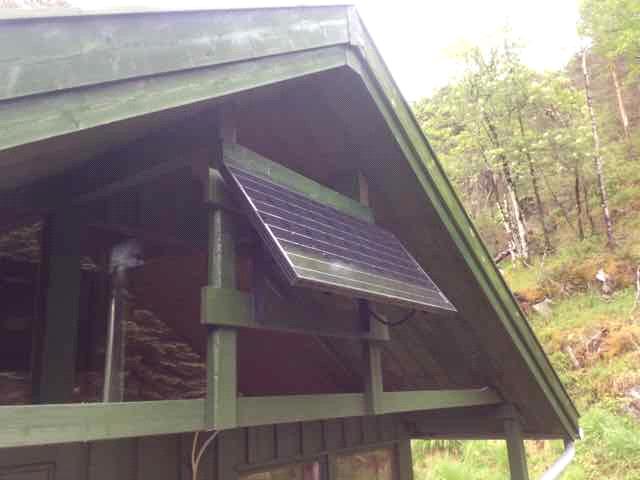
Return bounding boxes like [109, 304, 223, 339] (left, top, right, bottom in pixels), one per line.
[369, 306, 416, 327]
[191, 430, 219, 480]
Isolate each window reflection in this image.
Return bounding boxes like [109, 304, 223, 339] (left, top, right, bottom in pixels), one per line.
[335, 449, 395, 480]
[0, 219, 41, 405]
[240, 461, 320, 480]
[0, 169, 209, 406]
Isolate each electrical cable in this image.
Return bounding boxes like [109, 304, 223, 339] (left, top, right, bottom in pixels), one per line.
[368, 306, 416, 327]
[191, 430, 219, 480]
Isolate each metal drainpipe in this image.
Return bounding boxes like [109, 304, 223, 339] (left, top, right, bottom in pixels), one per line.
[538, 436, 579, 480]
[102, 240, 142, 402]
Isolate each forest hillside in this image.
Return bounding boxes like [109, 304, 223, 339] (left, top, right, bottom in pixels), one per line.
[410, 1, 640, 478]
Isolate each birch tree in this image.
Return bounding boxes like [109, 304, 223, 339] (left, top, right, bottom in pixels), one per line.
[581, 49, 616, 249]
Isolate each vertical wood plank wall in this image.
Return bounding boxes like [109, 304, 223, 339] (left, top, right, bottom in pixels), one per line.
[0, 415, 413, 480]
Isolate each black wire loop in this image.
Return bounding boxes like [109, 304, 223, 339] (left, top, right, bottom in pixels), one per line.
[369, 306, 416, 327]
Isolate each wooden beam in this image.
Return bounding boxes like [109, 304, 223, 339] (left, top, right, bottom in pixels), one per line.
[0, 388, 501, 447]
[0, 117, 215, 214]
[236, 388, 501, 427]
[0, 6, 350, 102]
[205, 122, 238, 430]
[238, 394, 366, 427]
[72, 157, 192, 205]
[206, 326, 237, 430]
[34, 209, 84, 403]
[201, 286, 390, 341]
[379, 388, 502, 414]
[222, 142, 374, 222]
[364, 341, 384, 415]
[505, 416, 530, 480]
[0, 45, 348, 155]
[0, 400, 204, 449]
[360, 300, 386, 415]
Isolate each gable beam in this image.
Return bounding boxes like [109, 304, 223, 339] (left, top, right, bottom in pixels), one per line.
[0, 45, 348, 158]
[0, 6, 350, 102]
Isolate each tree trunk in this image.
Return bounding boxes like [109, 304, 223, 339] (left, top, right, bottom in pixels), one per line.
[574, 162, 585, 241]
[502, 162, 529, 262]
[609, 62, 636, 160]
[540, 166, 576, 235]
[582, 49, 615, 249]
[609, 62, 630, 140]
[481, 115, 528, 261]
[519, 114, 552, 252]
[497, 196, 517, 261]
[583, 181, 597, 235]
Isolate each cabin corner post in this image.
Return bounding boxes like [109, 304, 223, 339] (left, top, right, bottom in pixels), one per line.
[204, 116, 239, 430]
[34, 207, 85, 403]
[502, 406, 530, 480]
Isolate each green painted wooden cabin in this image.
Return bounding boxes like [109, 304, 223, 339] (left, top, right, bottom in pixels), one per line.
[0, 6, 579, 480]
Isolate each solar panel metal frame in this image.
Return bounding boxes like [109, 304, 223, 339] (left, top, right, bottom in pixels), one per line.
[220, 143, 456, 315]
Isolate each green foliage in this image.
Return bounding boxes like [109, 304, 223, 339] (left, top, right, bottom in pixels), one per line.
[579, 0, 640, 67]
[569, 407, 640, 479]
[411, 3, 640, 478]
[413, 440, 508, 480]
[414, 37, 596, 258]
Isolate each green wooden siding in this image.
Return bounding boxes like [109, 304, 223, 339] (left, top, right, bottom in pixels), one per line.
[0, 415, 413, 480]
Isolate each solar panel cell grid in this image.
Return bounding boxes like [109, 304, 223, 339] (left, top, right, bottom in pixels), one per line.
[223, 161, 456, 314]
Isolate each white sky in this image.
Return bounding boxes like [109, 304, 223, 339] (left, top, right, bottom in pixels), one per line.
[68, 0, 583, 101]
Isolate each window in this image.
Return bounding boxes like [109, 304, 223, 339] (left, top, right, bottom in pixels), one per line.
[240, 461, 321, 480]
[335, 449, 395, 480]
[0, 169, 209, 405]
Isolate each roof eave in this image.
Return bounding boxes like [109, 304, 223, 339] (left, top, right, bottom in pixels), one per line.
[344, 9, 579, 439]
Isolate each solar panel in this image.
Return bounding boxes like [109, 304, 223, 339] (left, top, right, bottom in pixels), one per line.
[221, 145, 456, 315]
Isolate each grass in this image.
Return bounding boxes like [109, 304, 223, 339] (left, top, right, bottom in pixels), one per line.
[413, 406, 640, 479]
[414, 233, 640, 479]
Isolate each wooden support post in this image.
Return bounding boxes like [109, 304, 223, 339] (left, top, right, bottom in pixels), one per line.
[504, 412, 530, 480]
[34, 209, 84, 403]
[361, 301, 385, 415]
[364, 340, 383, 415]
[396, 439, 415, 480]
[341, 172, 387, 417]
[205, 109, 238, 430]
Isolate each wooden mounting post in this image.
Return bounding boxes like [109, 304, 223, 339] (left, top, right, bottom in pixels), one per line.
[35, 209, 84, 403]
[503, 408, 530, 480]
[205, 107, 239, 430]
[340, 171, 387, 416]
[362, 301, 386, 415]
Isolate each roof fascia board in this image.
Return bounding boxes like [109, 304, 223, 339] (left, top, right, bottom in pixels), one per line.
[0, 5, 350, 102]
[344, 13, 579, 439]
[0, 5, 354, 21]
[0, 45, 348, 154]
